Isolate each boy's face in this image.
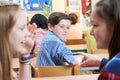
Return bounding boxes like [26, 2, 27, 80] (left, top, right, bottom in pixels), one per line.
[50, 19, 71, 41]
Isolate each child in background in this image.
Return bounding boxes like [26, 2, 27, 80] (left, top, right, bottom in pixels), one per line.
[36, 12, 81, 66]
[0, 1, 36, 80]
[83, 27, 96, 53]
[30, 14, 48, 56]
[67, 13, 84, 39]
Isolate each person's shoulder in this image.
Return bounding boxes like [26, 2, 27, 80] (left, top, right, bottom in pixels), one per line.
[43, 31, 62, 43]
[104, 54, 120, 75]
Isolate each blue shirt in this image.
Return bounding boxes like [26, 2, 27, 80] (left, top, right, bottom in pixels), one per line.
[98, 52, 120, 80]
[36, 31, 75, 66]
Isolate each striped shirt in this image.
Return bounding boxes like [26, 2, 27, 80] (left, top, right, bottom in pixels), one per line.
[36, 31, 75, 66]
[98, 52, 120, 80]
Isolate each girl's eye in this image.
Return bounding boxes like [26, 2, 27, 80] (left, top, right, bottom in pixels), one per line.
[91, 23, 98, 28]
[93, 24, 98, 27]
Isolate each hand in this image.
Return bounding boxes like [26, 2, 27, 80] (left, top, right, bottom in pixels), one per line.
[78, 52, 103, 67]
[20, 23, 37, 56]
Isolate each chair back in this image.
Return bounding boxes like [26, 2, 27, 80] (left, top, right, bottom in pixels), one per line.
[34, 65, 80, 77]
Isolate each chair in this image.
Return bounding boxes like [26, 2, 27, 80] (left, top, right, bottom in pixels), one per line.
[33, 65, 80, 77]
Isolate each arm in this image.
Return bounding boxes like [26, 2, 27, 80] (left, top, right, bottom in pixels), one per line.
[72, 55, 84, 65]
[18, 23, 37, 80]
[99, 58, 108, 70]
[78, 53, 103, 67]
[19, 64, 31, 80]
[48, 40, 75, 65]
[19, 55, 31, 80]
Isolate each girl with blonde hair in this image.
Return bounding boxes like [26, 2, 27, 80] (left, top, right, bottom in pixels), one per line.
[0, 1, 36, 80]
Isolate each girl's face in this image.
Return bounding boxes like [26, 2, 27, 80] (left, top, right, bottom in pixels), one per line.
[90, 10, 112, 49]
[9, 11, 30, 57]
[50, 19, 71, 41]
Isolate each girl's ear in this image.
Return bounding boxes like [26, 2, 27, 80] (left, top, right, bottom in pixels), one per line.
[48, 23, 53, 31]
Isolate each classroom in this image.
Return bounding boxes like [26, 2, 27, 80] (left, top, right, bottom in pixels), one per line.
[1, 0, 120, 80]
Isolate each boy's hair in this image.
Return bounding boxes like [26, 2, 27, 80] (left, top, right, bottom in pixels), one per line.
[30, 14, 48, 29]
[48, 12, 71, 26]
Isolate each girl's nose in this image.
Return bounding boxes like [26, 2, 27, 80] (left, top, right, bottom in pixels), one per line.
[90, 27, 94, 36]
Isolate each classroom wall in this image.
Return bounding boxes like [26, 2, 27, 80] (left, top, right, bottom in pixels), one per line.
[27, 0, 65, 21]
[91, 0, 100, 10]
[52, 0, 65, 12]
[5, 0, 82, 23]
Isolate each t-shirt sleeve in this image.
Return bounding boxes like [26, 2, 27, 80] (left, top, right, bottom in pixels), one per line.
[52, 41, 75, 64]
[99, 58, 108, 70]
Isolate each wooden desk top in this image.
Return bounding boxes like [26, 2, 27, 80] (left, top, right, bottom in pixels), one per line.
[67, 44, 86, 50]
[12, 53, 108, 71]
[32, 74, 99, 80]
[94, 53, 108, 58]
[65, 39, 86, 45]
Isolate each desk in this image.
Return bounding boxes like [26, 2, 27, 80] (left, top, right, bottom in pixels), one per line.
[13, 53, 108, 72]
[12, 55, 84, 69]
[65, 39, 86, 45]
[12, 53, 108, 71]
[94, 53, 108, 58]
[32, 74, 99, 80]
[67, 44, 87, 52]
[12, 53, 107, 68]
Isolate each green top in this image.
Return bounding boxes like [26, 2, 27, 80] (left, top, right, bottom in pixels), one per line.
[84, 27, 96, 53]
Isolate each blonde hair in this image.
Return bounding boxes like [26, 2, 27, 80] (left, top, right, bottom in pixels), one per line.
[0, 1, 25, 80]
